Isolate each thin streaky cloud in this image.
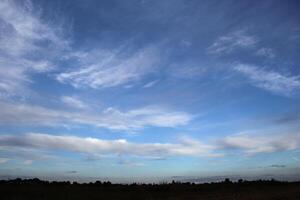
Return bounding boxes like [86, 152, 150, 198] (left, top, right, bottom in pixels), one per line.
[169, 65, 206, 79]
[268, 165, 286, 168]
[143, 80, 158, 88]
[0, 147, 56, 162]
[57, 46, 160, 89]
[234, 64, 300, 96]
[207, 30, 257, 55]
[0, 101, 192, 131]
[61, 96, 88, 109]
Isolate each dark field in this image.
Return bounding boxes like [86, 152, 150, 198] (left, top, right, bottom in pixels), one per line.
[1, 179, 300, 200]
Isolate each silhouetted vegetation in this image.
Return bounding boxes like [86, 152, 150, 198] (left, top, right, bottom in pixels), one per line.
[1, 178, 300, 199]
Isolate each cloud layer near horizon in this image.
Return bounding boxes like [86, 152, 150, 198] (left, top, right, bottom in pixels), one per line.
[0, 133, 216, 158]
[1, 132, 300, 162]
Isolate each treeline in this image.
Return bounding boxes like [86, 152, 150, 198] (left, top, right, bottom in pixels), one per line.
[1, 178, 300, 200]
[0, 177, 292, 187]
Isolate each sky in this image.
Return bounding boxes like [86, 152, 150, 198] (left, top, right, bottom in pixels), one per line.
[0, 0, 300, 183]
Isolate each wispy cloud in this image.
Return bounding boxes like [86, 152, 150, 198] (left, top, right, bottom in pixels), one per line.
[169, 65, 206, 79]
[0, 133, 216, 157]
[143, 80, 158, 88]
[234, 64, 300, 96]
[0, 158, 9, 164]
[23, 160, 33, 165]
[207, 30, 257, 55]
[0, 147, 55, 162]
[57, 46, 160, 89]
[0, 101, 192, 131]
[218, 132, 300, 154]
[61, 96, 88, 109]
[255, 48, 275, 58]
[0, 0, 67, 96]
[208, 30, 278, 61]
[117, 159, 145, 167]
[268, 164, 286, 168]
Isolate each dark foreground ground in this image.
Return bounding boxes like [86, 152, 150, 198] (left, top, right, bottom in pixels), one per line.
[1, 178, 300, 200]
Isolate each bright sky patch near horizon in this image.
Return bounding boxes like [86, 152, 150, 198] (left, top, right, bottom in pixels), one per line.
[0, 0, 300, 182]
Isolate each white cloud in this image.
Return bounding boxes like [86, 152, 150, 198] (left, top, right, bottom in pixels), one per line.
[1, 131, 299, 159]
[0, 101, 192, 131]
[0, 133, 216, 157]
[218, 132, 300, 154]
[57, 46, 160, 89]
[234, 64, 300, 96]
[256, 48, 275, 58]
[61, 96, 87, 109]
[0, 0, 67, 96]
[207, 30, 257, 55]
[143, 80, 158, 88]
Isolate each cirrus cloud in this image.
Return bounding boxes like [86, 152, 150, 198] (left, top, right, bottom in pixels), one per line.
[0, 0, 68, 96]
[234, 64, 300, 96]
[207, 30, 257, 55]
[57, 46, 160, 89]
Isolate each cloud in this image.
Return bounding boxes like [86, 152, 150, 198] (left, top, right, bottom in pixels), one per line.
[61, 96, 87, 109]
[255, 48, 275, 58]
[207, 30, 257, 55]
[143, 80, 158, 88]
[269, 164, 286, 168]
[1, 131, 299, 160]
[0, 158, 9, 164]
[0, 101, 192, 131]
[218, 132, 300, 154]
[82, 153, 107, 162]
[0, 133, 216, 157]
[23, 160, 33, 165]
[169, 65, 206, 79]
[57, 46, 160, 89]
[0, 146, 55, 161]
[0, 1, 161, 94]
[0, 0, 67, 96]
[117, 159, 144, 167]
[234, 64, 300, 96]
[66, 170, 77, 174]
[142, 156, 167, 161]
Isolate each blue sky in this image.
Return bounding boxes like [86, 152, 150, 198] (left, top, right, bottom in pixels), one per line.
[0, 0, 300, 182]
